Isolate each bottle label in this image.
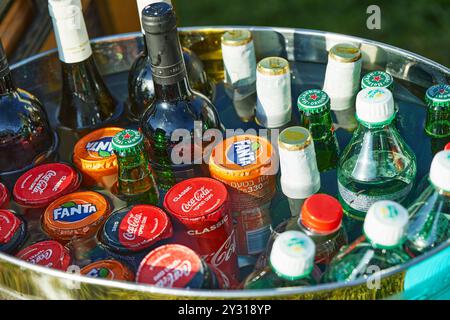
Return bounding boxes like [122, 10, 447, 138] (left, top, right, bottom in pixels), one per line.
[338, 181, 413, 214]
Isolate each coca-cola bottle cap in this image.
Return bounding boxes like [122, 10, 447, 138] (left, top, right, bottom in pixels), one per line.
[16, 240, 72, 271]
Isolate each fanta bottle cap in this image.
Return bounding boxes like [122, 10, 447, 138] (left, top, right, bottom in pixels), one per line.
[0, 210, 27, 254]
[16, 240, 72, 271]
[270, 230, 315, 280]
[81, 259, 135, 282]
[13, 163, 81, 208]
[136, 244, 206, 288]
[356, 88, 395, 125]
[429, 150, 450, 192]
[364, 201, 409, 248]
[42, 191, 110, 242]
[0, 183, 9, 209]
[301, 194, 343, 233]
[101, 205, 173, 253]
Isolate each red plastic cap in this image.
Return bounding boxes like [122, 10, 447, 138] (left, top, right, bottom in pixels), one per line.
[16, 240, 72, 271]
[13, 163, 81, 208]
[445, 142, 450, 151]
[0, 183, 9, 209]
[301, 194, 343, 233]
[0, 210, 21, 244]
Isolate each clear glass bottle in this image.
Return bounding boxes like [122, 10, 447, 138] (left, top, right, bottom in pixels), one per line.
[405, 150, 450, 256]
[322, 200, 411, 283]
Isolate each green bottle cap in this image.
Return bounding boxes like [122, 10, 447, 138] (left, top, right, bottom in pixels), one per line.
[361, 71, 394, 91]
[112, 129, 144, 153]
[297, 89, 330, 114]
[425, 84, 450, 108]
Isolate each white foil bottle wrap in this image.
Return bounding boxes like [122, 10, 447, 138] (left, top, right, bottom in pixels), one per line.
[48, 0, 92, 64]
[323, 43, 362, 111]
[136, 0, 172, 33]
[256, 57, 292, 129]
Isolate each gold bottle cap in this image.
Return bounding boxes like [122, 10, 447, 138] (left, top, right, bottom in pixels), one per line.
[257, 57, 290, 76]
[329, 43, 362, 63]
[221, 30, 253, 47]
[278, 126, 312, 151]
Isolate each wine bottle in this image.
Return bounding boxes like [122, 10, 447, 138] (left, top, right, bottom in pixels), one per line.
[48, 0, 121, 132]
[140, 2, 221, 192]
[0, 39, 57, 181]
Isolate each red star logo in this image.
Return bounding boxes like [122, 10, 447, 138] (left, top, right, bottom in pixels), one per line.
[439, 88, 446, 94]
[373, 76, 381, 82]
[310, 94, 318, 101]
[123, 133, 132, 140]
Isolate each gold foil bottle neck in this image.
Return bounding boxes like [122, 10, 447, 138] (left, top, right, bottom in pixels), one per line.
[221, 30, 253, 47]
[278, 126, 313, 151]
[257, 57, 290, 76]
[329, 43, 362, 63]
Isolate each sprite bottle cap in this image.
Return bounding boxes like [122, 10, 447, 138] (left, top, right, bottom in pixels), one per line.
[364, 201, 409, 248]
[425, 84, 450, 108]
[297, 89, 331, 114]
[429, 150, 450, 192]
[81, 259, 135, 282]
[269, 230, 315, 280]
[0, 183, 9, 209]
[112, 129, 144, 153]
[0, 210, 27, 254]
[16, 240, 72, 271]
[356, 88, 395, 125]
[301, 194, 343, 233]
[361, 71, 394, 91]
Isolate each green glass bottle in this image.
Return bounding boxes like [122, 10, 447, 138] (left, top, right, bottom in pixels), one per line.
[243, 231, 318, 289]
[298, 89, 339, 172]
[424, 84, 450, 138]
[112, 129, 159, 206]
[322, 201, 411, 283]
[405, 150, 450, 256]
[337, 88, 417, 221]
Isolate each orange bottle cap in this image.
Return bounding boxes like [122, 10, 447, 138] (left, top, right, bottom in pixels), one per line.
[81, 259, 135, 282]
[301, 194, 343, 233]
[209, 135, 276, 181]
[42, 191, 110, 242]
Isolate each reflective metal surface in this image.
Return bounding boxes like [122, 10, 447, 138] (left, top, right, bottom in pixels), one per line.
[0, 27, 449, 300]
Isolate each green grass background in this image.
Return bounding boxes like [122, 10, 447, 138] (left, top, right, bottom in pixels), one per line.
[175, 0, 450, 67]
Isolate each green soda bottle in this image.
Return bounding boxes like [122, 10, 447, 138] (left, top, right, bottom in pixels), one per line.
[405, 150, 450, 256]
[243, 230, 318, 289]
[424, 84, 450, 138]
[298, 89, 339, 172]
[337, 88, 417, 222]
[112, 129, 159, 206]
[322, 201, 411, 283]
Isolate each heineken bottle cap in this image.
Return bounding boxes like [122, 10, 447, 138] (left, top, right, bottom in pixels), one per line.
[221, 30, 253, 47]
[269, 230, 315, 280]
[16, 240, 72, 271]
[425, 84, 450, 108]
[112, 130, 144, 153]
[329, 43, 362, 63]
[0, 210, 27, 254]
[0, 183, 10, 209]
[81, 259, 135, 282]
[364, 201, 409, 248]
[361, 71, 394, 91]
[356, 88, 395, 125]
[297, 89, 331, 114]
[429, 150, 450, 192]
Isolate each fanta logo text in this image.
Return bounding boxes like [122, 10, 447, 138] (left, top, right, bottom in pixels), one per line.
[231, 140, 259, 167]
[86, 267, 110, 279]
[122, 212, 147, 241]
[154, 259, 192, 288]
[187, 215, 228, 236]
[29, 249, 53, 265]
[53, 202, 98, 222]
[86, 137, 113, 157]
[181, 186, 213, 213]
[31, 170, 57, 195]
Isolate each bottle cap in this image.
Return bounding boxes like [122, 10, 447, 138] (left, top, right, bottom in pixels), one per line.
[101, 205, 173, 253]
[73, 127, 123, 186]
[269, 230, 315, 280]
[361, 71, 394, 91]
[141, 2, 176, 34]
[0, 40, 9, 78]
[356, 88, 395, 125]
[301, 194, 343, 233]
[112, 129, 144, 154]
[221, 30, 253, 47]
[16, 240, 72, 271]
[136, 244, 206, 288]
[0, 210, 27, 254]
[13, 163, 81, 209]
[429, 150, 450, 192]
[137, 1, 172, 33]
[425, 84, 450, 109]
[81, 259, 135, 282]
[445, 142, 450, 151]
[364, 201, 409, 248]
[329, 43, 362, 63]
[42, 191, 110, 242]
[297, 89, 331, 114]
[0, 183, 10, 209]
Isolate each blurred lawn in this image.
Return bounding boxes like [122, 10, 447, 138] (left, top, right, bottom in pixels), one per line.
[175, 0, 450, 67]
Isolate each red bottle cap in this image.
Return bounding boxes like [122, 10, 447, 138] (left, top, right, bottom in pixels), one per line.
[136, 244, 204, 288]
[0, 209, 21, 244]
[445, 142, 450, 151]
[81, 260, 135, 282]
[16, 240, 72, 271]
[301, 194, 344, 233]
[13, 163, 81, 208]
[0, 183, 9, 209]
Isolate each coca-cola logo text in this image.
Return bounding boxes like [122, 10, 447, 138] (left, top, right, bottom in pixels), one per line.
[155, 259, 192, 288]
[28, 249, 53, 265]
[122, 212, 146, 241]
[181, 186, 213, 213]
[31, 171, 57, 195]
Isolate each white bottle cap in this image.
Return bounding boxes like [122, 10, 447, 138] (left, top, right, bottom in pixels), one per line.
[270, 231, 316, 280]
[363, 200, 409, 248]
[356, 88, 395, 125]
[278, 127, 321, 199]
[137, 0, 172, 33]
[256, 57, 292, 128]
[429, 150, 450, 192]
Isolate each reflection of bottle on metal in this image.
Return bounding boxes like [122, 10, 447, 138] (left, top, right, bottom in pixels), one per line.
[323, 43, 362, 111]
[424, 84, 450, 139]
